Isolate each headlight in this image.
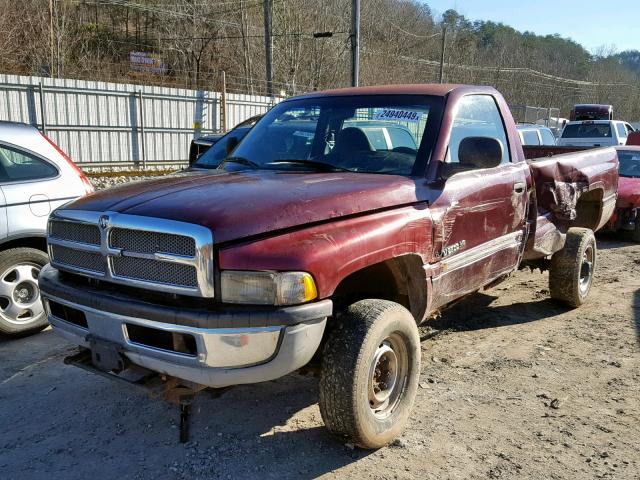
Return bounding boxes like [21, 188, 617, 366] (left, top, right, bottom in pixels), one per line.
[220, 271, 318, 305]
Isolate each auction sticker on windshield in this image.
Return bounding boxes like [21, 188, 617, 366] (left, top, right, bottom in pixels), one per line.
[374, 109, 422, 123]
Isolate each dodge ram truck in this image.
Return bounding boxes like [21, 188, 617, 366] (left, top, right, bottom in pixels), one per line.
[39, 84, 618, 449]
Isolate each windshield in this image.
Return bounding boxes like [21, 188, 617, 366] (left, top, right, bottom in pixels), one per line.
[223, 94, 441, 176]
[193, 126, 252, 168]
[618, 150, 640, 178]
[561, 123, 611, 139]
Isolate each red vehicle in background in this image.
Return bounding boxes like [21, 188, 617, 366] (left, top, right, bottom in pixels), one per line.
[570, 104, 613, 121]
[608, 146, 640, 241]
[626, 131, 640, 146]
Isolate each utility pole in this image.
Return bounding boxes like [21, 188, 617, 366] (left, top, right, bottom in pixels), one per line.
[263, 0, 273, 99]
[350, 0, 360, 87]
[439, 26, 447, 84]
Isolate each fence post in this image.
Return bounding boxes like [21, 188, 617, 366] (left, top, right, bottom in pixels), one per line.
[137, 90, 146, 169]
[220, 70, 227, 132]
[38, 82, 47, 134]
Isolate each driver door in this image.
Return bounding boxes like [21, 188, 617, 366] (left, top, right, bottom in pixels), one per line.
[429, 95, 530, 310]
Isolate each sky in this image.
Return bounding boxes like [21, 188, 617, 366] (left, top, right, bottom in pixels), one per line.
[424, 0, 638, 54]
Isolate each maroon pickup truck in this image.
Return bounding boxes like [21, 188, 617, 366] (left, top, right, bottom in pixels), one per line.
[39, 84, 618, 448]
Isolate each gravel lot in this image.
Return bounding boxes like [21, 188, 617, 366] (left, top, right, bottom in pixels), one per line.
[1, 176, 638, 480]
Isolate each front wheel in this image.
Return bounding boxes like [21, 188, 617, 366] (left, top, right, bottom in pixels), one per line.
[319, 299, 421, 449]
[0, 248, 49, 335]
[549, 228, 596, 308]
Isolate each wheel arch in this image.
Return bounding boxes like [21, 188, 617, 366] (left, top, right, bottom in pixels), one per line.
[573, 188, 604, 231]
[0, 234, 48, 254]
[331, 254, 428, 323]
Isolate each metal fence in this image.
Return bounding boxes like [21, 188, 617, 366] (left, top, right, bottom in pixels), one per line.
[510, 105, 562, 128]
[0, 74, 279, 168]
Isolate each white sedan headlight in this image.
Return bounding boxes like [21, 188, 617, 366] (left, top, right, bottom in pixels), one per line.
[220, 271, 318, 305]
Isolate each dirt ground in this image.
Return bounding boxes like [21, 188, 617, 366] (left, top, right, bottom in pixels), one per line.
[1, 235, 638, 480]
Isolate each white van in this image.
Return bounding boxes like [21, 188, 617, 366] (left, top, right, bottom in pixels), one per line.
[557, 120, 636, 147]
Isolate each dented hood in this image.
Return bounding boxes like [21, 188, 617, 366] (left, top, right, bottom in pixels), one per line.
[66, 170, 421, 243]
[617, 176, 640, 208]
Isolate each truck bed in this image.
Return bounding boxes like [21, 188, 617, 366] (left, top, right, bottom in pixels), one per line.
[524, 146, 618, 259]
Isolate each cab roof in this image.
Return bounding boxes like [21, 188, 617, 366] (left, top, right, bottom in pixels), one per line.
[291, 84, 498, 100]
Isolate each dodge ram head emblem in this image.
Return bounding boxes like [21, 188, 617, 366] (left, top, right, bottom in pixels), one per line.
[99, 215, 109, 229]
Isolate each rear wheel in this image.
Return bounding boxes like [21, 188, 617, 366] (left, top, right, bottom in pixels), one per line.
[549, 228, 596, 308]
[319, 299, 420, 449]
[0, 248, 49, 335]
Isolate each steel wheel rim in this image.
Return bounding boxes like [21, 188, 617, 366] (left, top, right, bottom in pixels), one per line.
[0, 262, 43, 325]
[579, 244, 594, 295]
[368, 333, 409, 418]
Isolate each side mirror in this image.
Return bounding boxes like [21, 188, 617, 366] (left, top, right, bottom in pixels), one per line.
[225, 136, 239, 154]
[459, 136, 503, 168]
[440, 136, 503, 179]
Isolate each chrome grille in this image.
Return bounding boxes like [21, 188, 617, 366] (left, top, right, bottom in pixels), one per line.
[47, 211, 214, 297]
[110, 228, 195, 256]
[112, 257, 198, 287]
[50, 245, 105, 273]
[49, 220, 100, 245]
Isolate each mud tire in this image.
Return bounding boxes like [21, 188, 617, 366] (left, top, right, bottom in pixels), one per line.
[549, 228, 596, 308]
[319, 299, 420, 449]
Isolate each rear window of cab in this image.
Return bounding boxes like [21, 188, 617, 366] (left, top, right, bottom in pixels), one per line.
[561, 123, 612, 138]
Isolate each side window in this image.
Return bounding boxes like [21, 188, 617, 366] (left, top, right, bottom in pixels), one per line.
[0, 145, 58, 182]
[616, 123, 627, 138]
[522, 130, 541, 146]
[539, 128, 556, 146]
[447, 95, 510, 166]
[625, 123, 635, 135]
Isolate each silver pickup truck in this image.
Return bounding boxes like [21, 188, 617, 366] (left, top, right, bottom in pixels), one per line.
[0, 122, 93, 335]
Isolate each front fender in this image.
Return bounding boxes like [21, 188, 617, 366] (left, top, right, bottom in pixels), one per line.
[218, 205, 433, 299]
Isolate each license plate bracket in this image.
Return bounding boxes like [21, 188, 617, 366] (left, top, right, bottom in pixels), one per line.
[88, 336, 129, 373]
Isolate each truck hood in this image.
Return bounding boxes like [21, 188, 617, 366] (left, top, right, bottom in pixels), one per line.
[617, 176, 640, 208]
[66, 171, 421, 243]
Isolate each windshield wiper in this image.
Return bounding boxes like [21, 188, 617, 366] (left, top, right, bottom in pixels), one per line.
[267, 159, 351, 172]
[218, 156, 260, 170]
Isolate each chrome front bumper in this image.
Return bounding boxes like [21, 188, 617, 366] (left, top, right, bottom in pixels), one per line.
[39, 265, 330, 388]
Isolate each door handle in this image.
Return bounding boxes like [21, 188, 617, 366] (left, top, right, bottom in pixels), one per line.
[513, 182, 525, 194]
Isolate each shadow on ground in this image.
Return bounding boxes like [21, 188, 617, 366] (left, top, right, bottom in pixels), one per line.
[429, 291, 570, 333]
[596, 231, 636, 250]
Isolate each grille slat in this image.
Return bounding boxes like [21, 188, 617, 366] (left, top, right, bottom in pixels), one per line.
[50, 245, 105, 274]
[110, 228, 195, 256]
[112, 257, 198, 287]
[50, 221, 100, 245]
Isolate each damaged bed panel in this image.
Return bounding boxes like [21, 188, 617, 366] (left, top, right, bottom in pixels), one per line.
[528, 147, 618, 229]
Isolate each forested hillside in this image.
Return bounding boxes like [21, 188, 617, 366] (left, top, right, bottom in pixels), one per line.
[1, 0, 639, 118]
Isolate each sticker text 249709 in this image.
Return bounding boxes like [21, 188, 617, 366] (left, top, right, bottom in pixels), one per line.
[374, 109, 422, 123]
